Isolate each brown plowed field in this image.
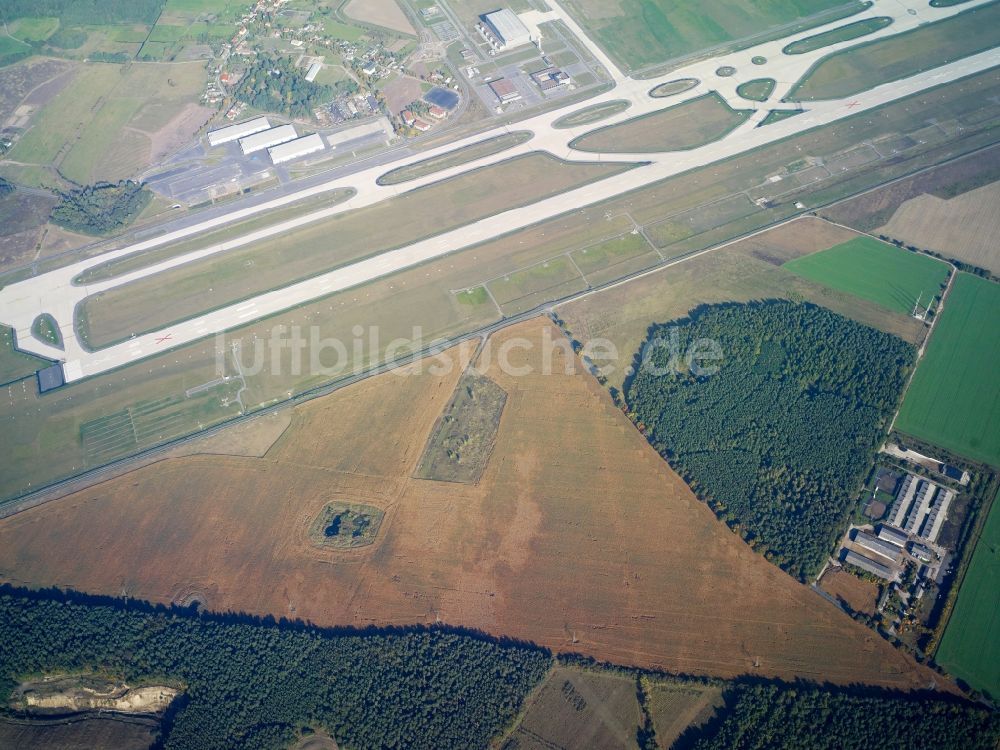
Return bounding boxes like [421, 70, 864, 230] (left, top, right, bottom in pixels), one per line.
[0, 321, 945, 690]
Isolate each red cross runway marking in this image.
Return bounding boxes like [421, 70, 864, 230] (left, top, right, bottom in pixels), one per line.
[155, 333, 173, 345]
[846, 100, 861, 108]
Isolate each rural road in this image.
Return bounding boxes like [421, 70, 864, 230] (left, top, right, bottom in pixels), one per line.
[1, 0, 996, 381]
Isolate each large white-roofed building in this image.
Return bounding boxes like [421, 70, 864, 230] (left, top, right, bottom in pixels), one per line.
[478, 9, 533, 51]
[207, 116, 271, 147]
[268, 133, 326, 164]
[239, 124, 298, 155]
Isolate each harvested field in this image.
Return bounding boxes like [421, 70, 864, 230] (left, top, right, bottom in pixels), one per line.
[644, 680, 723, 749]
[879, 181, 1000, 275]
[558, 217, 926, 393]
[415, 370, 507, 484]
[0, 716, 158, 750]
[502, 666, 642, 750]
[819, 567, 880, 615]
[343, 0, 415, 36]
[0, 321, 948, 690]
[570, 93, 750, 153]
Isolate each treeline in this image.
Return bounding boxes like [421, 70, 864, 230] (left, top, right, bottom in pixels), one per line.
[678, 682, 1000, 750]
[0, 587, 551, 749]
[626, 301, 914, 580]
[234, 54, 334, 118]
[0, 0, 164, 25]
[50, 180, 151, 235]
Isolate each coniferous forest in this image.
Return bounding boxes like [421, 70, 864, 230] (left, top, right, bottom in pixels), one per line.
[626, 301, 914, 580]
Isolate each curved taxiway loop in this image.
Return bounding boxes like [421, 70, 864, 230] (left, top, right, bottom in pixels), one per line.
[1, 0, 997, 380]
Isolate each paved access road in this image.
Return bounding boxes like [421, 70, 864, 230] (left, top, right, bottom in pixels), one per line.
[2, 0, 997, 380]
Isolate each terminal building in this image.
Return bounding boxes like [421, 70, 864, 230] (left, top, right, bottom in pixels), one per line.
[239, 124, 298, 155]
[477, 9, 533, 51]
[207, 116, 271, 147]
[268, 133, 326, 165]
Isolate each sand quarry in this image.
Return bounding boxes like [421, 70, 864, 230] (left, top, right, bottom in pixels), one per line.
[0, 319, 944, 690]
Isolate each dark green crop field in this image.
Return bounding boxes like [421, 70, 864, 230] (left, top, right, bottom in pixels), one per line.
[783, 236, 951, 314]
[895, 273, 1000, 466]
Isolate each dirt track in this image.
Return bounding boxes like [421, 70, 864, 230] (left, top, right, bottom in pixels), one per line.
[0, 320, 948, 690]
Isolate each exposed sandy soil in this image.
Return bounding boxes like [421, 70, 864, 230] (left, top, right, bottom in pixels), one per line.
[343, 0, 416, 36]
[819, 568, 880, 616]
[0, 321, 947, 690]
[879, 181, 1000, 275]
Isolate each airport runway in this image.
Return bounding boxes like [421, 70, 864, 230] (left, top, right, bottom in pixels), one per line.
[1, 0, 996, 381]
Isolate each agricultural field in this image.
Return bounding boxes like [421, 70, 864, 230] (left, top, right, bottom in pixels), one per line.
[819, 567, 880, 615]
[79, 154, 630, 347]
[878, 180, 1000, 275]
[894, 273, 1000, 466]
[783, 236, 951, 314]
[561, 0, 869, 71]
[937, 488, 1000, 698]
[788, 3, 1000, 100]
[0, 716, 159, 750]
[9, 61, 212, 185]
[0, 320, 946, 690]
[570, 93, 750, 153]
[502, 666, 643, 749]
[643, 679, 723, 749]
[342, 0, 416, 35]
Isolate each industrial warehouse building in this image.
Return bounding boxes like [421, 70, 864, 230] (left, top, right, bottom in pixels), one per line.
[877, 524, 910, 548]
[239, 124, 298, 155]
[268, 133, 326, 165]
[478, 9, 532, 51]
[207, 116, 271, 147]
[887, 473, 954, 543]
[326, 117, 393, 148]
[304, 61, 322, 82]
[488, 78, 521, 103]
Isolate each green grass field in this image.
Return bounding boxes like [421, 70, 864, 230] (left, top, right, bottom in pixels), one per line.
[9, 17, 60, 42]
[784, 236, 950, 314]
[563, 0, 868, 71]
[788, 3, 1000, 100]
[782, 16, 892, 54]
[895, 273, 1000, 466]
[937, 488, 1000, 697]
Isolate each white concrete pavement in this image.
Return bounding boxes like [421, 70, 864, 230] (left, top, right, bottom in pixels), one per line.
[2, 0, 997, 381]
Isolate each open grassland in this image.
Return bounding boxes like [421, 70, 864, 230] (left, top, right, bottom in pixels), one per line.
[79, 154, 629, 347]
[783, 236, 951, 314]
[502, 666, 642, 749]
[377, 132, 532, 185]
[559, 218, 926, 394]
[820, 142, 1000, 233]
[562, 0, 868, 71]
[644, 679, 723, 749]
[570, 93, 750, 153]
[0, 321, 945, 690]
[736, 78, 775, 102]
[782, 16, 892, 54]
[879, 180, 1000, 275]
[1, 69, 997, 503]
[0, 326, 49, 384]
[788, 3, 1000, 100]
[10, 61, 209, 184]
[937, 489, 1000, 698]
[895, 273, 1000, 466]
